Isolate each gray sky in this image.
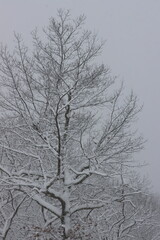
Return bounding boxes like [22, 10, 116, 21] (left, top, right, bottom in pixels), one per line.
[0, 0, 160, 192]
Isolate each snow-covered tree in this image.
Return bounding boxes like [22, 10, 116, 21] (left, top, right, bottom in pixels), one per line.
[0, 9, 149, 239]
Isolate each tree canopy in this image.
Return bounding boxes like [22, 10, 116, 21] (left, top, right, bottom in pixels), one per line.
[0, 10, 159, 240]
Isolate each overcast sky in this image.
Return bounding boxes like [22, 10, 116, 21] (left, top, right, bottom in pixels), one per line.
[0, 0, 160, 192]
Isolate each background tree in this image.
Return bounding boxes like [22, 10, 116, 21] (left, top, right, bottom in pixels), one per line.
[0, 9, 155, 240]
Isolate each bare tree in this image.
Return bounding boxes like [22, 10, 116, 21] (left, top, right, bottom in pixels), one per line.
[0, 186, 27, 240]
[0, 10, 144, 239]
